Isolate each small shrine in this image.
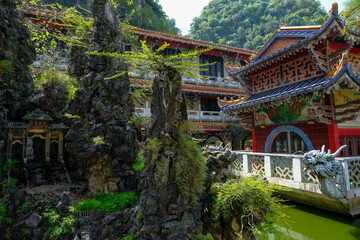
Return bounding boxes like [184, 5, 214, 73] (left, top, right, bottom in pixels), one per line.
[218, 3, 360, 156]
[6, 109, 68, 164]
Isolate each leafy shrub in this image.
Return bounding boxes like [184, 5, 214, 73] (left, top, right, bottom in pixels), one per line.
[43, 209, 75, 240]
[195, 233, 214, 240]
[211, 177, 287, 237]
[175, 122, 207, 203]
[0, 199, 12, 224]
[134, 152, 144, 172]
[75, 192, 137, 214]
[17, 201, 31, 214]
[92, 136, 105, 146]
[33, 70, 79, 103]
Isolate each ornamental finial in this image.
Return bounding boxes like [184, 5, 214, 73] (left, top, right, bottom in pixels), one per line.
[330, 3, 338, 15]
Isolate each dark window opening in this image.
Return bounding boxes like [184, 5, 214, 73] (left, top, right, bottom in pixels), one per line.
[199, 54, 224, 78]
[201, 97, 220, 112]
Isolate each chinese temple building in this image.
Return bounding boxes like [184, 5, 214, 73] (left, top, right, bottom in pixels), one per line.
[6, 109, 68, 164]
[219, 3, 360, 156]
[22, 7, 255, 145]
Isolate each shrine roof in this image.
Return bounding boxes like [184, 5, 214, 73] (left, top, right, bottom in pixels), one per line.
[226, 9, 346, 76]
[48, 123, 69, 130]
[219, 61, 360, 111]
[6, 122, 29, 129]
[23, 109, 53, 121]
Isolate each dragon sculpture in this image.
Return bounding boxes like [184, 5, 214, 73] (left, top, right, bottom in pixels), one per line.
[302, 145, 347, 199]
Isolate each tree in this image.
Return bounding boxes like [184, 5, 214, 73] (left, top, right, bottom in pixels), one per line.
[342, 0, 360, 32]
[188, 0, 327, 50]
[221, 123, 251, 150]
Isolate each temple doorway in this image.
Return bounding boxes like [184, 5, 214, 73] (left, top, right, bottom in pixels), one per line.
[32, 137, 45, 162]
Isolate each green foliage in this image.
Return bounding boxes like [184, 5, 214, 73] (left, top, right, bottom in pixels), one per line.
[17, 201, 31, 214]
[221, 123, 252, 150]
[74, 192, 137, 214]
[0, 60, 14, 81]
[134, 152, 144, 172]
[33, 70, 79, 103]
[175, 122, 207, 203]
[93, 136, 105, 146]
[88, 40, 218, 80]
[0, 199, 13, 224]
[119, 231, 140, 240]
[144, 138, 162, 163]
[63, 113, 81, 119]
[188, 0, 327, 50]
[22, 227, 31, 235]
[342, 0, 360, 32]
[129, 115, 148, 129]
[1, 178, 17, 194]
[211, 177, 288, 237]
[195, 233, 214, 240]
[136, 209, 142, 219]
[43, 209, 75, 240]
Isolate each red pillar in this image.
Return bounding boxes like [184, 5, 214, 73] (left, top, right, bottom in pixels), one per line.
[252, 128, 256, 152]
[328, 120, 340, 154]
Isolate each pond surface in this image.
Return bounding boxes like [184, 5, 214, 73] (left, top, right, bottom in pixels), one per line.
[261, 202, 360, 240]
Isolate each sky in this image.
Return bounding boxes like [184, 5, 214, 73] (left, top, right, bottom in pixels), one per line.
[158, 0, 348, 35]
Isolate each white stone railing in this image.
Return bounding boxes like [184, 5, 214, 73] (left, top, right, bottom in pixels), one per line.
[129, 71, 241, 89]
[135, 108, 238, 123]
[231, 151, 360, 195]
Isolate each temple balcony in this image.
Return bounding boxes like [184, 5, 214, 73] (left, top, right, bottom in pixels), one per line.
[135, 107, 238, 123]
[230, 151, 360, 216]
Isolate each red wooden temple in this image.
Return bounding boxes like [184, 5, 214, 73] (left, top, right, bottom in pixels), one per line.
[218, 3, 360, 156]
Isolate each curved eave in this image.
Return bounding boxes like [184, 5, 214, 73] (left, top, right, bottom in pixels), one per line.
[219, 62, 360, 111]
[226, 10, 345, 76]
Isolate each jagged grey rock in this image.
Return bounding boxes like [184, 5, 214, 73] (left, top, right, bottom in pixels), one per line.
[65, 0, 139, 193]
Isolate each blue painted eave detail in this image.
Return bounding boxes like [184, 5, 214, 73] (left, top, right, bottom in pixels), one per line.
[226, 10, 345, 76]
[220, 62, 360, 111]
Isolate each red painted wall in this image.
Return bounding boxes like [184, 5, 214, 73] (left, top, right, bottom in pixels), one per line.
[253, 121, 330, 153]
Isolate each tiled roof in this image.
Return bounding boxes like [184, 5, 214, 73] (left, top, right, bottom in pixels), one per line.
[6, 122, 29, 129]
[132, 28, 254, 55]
[226, 10, 346, 76]
[252, 29, 319, 61]
[23, 110, 53, 121]
[219, 62, 360, 111]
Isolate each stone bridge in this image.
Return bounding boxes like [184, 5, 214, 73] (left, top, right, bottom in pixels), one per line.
[230, 151, 360, 216]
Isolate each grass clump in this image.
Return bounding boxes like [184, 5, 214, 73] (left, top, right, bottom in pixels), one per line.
[211, 177, 288, 237]
[175, 122, 207, 203]
[75, 192, 137, 214]
[134, 152, 144, 172]
[0, 60, 14, 81]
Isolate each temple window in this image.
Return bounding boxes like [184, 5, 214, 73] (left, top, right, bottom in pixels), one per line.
[201, 97, 220, 112]
[199, 54, 224, 78]
[271, 131, 307, 154]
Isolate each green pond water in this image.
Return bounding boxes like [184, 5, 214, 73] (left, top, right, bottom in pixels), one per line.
[261, 202, 360, 240]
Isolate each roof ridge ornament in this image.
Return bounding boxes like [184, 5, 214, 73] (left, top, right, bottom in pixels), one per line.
[217, 93, 252, 107]
[326, 52, 349, 78]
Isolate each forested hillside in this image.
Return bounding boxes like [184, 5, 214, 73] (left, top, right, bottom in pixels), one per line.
[188, 0, 328, 50]
[38, 0, 180, 34]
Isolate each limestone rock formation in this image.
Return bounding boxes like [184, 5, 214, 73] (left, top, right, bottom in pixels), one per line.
[65, 0, 139, 193]
[138, 66, 204, 239]
[0, 0, 36, 120]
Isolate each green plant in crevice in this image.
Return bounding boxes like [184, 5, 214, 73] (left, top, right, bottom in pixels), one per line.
[195, 233, 214, 240]
[0, 198, 12, 224]
[43, 209, 75, 240]
[33, 70, 79, 103]
[133, 152, 144, 172]
[93, 136, 105, 146]
[211, 177, 288, 238]
[175, 122, 207, 203]
[22, 227, 31, 235]
[144, 138, 162, 163]
[1, 153, 18, 195]
[0, 60, 14, 82]
[74, 192, 137, 214]
[17, 201, 31, 214]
